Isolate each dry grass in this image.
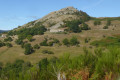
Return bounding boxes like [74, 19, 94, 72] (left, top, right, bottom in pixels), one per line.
[0, 20, 120, 64]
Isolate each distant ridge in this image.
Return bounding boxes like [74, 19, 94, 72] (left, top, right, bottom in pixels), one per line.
[0, 30, 9, 33]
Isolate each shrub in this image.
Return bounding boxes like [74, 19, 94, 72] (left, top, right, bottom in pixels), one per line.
[81, 23, 91, 30]
[24, 43, 33, 55]
[85, 38, 89, 43]
[42, 50, 54, 54]
[70, 37, 79, 46]
[0, 42, 5, 47]
[53, 38, 60, 43]
[33, 44, 40, 49]
[27, 35, 33, 42]
[48, 41, 54, 46]
[40, 39, 48, 46]
[103, 26, 108, 29]
[4, 37, 13, 42]
[15, 39, 24, 45]
[65, 20, 82, 33]
[5, 43, 12, 47]
[62, 38, 70, 46]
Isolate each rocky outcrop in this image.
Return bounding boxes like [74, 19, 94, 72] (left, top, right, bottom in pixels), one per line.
[20, 6, 89, 32]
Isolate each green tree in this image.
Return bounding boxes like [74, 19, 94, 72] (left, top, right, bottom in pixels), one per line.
[5, 43, 12, 47]
[33, 44, 40, 49]
[62, 38, 70, 46]
[81, 23, 91, 30]
[27, 35, 33, 42]
[70, 37, 79, 46]
[40, 39, 48, 46]
[4, 37, 13, 42]
[0, 42, 5, 47]
[15, 39, 23, 45]
[103, 26, 108, 29]
[65, 20, 82, 33]
[24, 43, 33, 55]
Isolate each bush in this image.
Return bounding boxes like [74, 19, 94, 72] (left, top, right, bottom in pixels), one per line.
[0, 42, 5, 47]
[81, 23, 91, 30]
[5, 43, 12, 47]
[7, 26, 47, 40]
[33, 44, 40, 49]
[85, 38, 89, 43]
[62, 38, 70, 46]
[42, 50, 54, 54]
[70, 37, 79, 46]
[53, 38, 60, 43]
[24, 43, 33, 55]
[48, 41, 54, 46]
[15, 39, 24, 45]
[103, 26, 108, 29]
[4, 37, 13, 42]
[40, 39, 48, 46]
[27, 35, 33, 42]
[65, 20, 82, 33]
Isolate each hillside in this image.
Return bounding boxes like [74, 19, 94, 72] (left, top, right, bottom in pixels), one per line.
[18, 7, 90, 31]
[0, 7, 120, 80]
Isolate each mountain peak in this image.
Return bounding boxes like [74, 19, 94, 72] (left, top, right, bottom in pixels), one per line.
[21, 7, 89, 29]
[60, 6, 78, 11]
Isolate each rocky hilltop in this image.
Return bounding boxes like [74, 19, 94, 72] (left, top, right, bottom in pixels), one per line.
[21, 7, 89, 31]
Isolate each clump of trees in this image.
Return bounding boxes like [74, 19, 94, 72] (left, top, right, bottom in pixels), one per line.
[62, 38, 70, 46]
[0, 41, 12, 48]
[4, 37, 13, 42]
[33, 44, 40, 49]
[40, 38, 60, 46]
[62, 36, 79, 46]
[70, 36, 79, 46]
[15, 39, 24, 45]
[64, 20, 82, 33]
[7, 26, 47, 40]
[81, 23, 91, 30]
[5, 43, 12, 47]
[24, 43, 34, 55]
[0, 42, 5, 47]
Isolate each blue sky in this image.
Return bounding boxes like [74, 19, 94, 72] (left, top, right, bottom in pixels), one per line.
[0, 0, 120, 30]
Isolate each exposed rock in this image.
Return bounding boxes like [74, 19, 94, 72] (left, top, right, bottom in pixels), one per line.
[20, 6, 89, 32]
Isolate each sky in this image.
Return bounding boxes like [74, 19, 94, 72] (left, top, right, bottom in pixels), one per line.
[0, 0, 120, 30]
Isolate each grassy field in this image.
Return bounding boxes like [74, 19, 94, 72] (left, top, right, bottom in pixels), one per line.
[0, 20, 120, 65]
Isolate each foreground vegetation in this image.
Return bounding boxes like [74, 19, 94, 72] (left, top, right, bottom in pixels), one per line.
[0, 46, 120, 80]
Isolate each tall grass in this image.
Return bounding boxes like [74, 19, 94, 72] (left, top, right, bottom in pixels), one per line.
[0, 46, 120, 80]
